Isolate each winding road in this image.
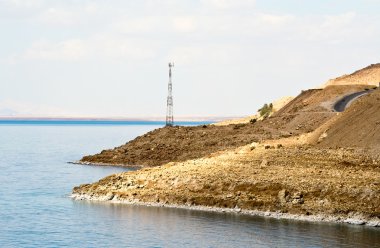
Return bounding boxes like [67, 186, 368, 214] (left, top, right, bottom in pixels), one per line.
[333, 89, 374, 112]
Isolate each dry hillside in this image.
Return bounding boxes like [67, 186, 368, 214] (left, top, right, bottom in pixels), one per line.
[214, 96, 294, 126]
[318, 89, 380, 155]
[325, 63, 380, 87]
[80, 85, 368, 167]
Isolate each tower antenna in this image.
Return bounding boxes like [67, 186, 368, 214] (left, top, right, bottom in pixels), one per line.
[166, 62, 174, 126]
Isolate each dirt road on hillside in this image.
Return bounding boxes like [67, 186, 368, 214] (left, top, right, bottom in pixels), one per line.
[333, 90, 374, 112]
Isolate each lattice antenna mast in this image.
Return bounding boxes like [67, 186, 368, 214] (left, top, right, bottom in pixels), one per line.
[166, 62, 174, 126]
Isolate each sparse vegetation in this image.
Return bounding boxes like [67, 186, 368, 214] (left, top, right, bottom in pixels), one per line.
[249, 118, 257, 124]
[259, 103, 273, 118]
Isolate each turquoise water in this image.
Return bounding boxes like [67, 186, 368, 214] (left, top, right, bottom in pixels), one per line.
[0, 123, 379, 247]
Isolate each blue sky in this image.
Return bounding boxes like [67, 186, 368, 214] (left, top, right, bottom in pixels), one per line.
[1, 0, 380, 117]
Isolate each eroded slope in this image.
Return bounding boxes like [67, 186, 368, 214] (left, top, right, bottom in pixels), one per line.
[80, 85, 369, 167]
[318, 89, 380, 154]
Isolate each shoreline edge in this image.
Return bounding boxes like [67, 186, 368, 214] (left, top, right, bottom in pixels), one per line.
[71, 193, 380, 228]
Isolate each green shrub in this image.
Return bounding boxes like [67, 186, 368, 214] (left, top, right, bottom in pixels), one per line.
[259, 103, 273, 118]
[249, 118, 257, 124]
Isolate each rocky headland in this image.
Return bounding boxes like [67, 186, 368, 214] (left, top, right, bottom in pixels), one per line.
[72, 64, 380, 226]
[79, 84, 369, 167]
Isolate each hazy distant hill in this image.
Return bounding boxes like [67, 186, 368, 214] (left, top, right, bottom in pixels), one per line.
[0, 108, 19, 116]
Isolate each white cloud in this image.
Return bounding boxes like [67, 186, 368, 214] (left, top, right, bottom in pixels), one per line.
[83, 2, 100, 15]
[255, 13, 295, 26]
[303, 12, 359, 43]
[9, 7, 377, 65]
[114, 15, 198, 34]
[12, 36, 157, 62]
[174, 13, 295, 37]
[112, 12, 294, 38]
[2, 0, 43, 8]
[113, 16, 163, 34]
[22, 39, 86, 61]
[167, 44, 242, 65]
[38, 7, 77, 26]
[97, 36, 157, 60]
[322, 11, 357, 29]
[11, 10, 362, 64]
[201, 0, 255, 9]
[225, 13, 296, 37]
[167, 46, 204, 65]
[171, 16, 198, 32]
[35, 3, 105, 26]
[0, 0, 45, 18]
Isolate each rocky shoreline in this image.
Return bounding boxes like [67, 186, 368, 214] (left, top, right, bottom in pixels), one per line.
[70, 193, 380, 227]
[69, 161, 142, 168]
[72, 144, 380, 228]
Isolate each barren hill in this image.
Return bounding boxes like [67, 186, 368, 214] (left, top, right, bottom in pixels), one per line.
[79, 64, 380, 168]
[80, 85, 368, 167]
[318, 89, 380, 154]
[214, 96, 294, 126]
[324, 63, 380, 87]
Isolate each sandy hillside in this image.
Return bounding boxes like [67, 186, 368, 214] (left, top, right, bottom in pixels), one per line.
[78, 63, 380, 169]
[324, 63, 380, 87]
[317, 89, 380, 155]
[214, 96, 294, 126]
[80, 85, 368, 167]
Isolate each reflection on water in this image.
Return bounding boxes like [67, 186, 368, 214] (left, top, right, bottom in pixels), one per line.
[0, 124, 378, 247]
[70, 201, 379, 248]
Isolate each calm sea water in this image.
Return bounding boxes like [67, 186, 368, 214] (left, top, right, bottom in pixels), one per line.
[0, 122, 379, 247]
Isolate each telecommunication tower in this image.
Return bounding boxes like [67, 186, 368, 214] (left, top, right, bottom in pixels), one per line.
[166, 62, 174, 126]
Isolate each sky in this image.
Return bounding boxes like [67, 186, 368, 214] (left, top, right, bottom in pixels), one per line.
[1, 0, 380, 118]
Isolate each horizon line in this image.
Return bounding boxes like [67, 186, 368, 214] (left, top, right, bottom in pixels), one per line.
[0, 115, 244, 122]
